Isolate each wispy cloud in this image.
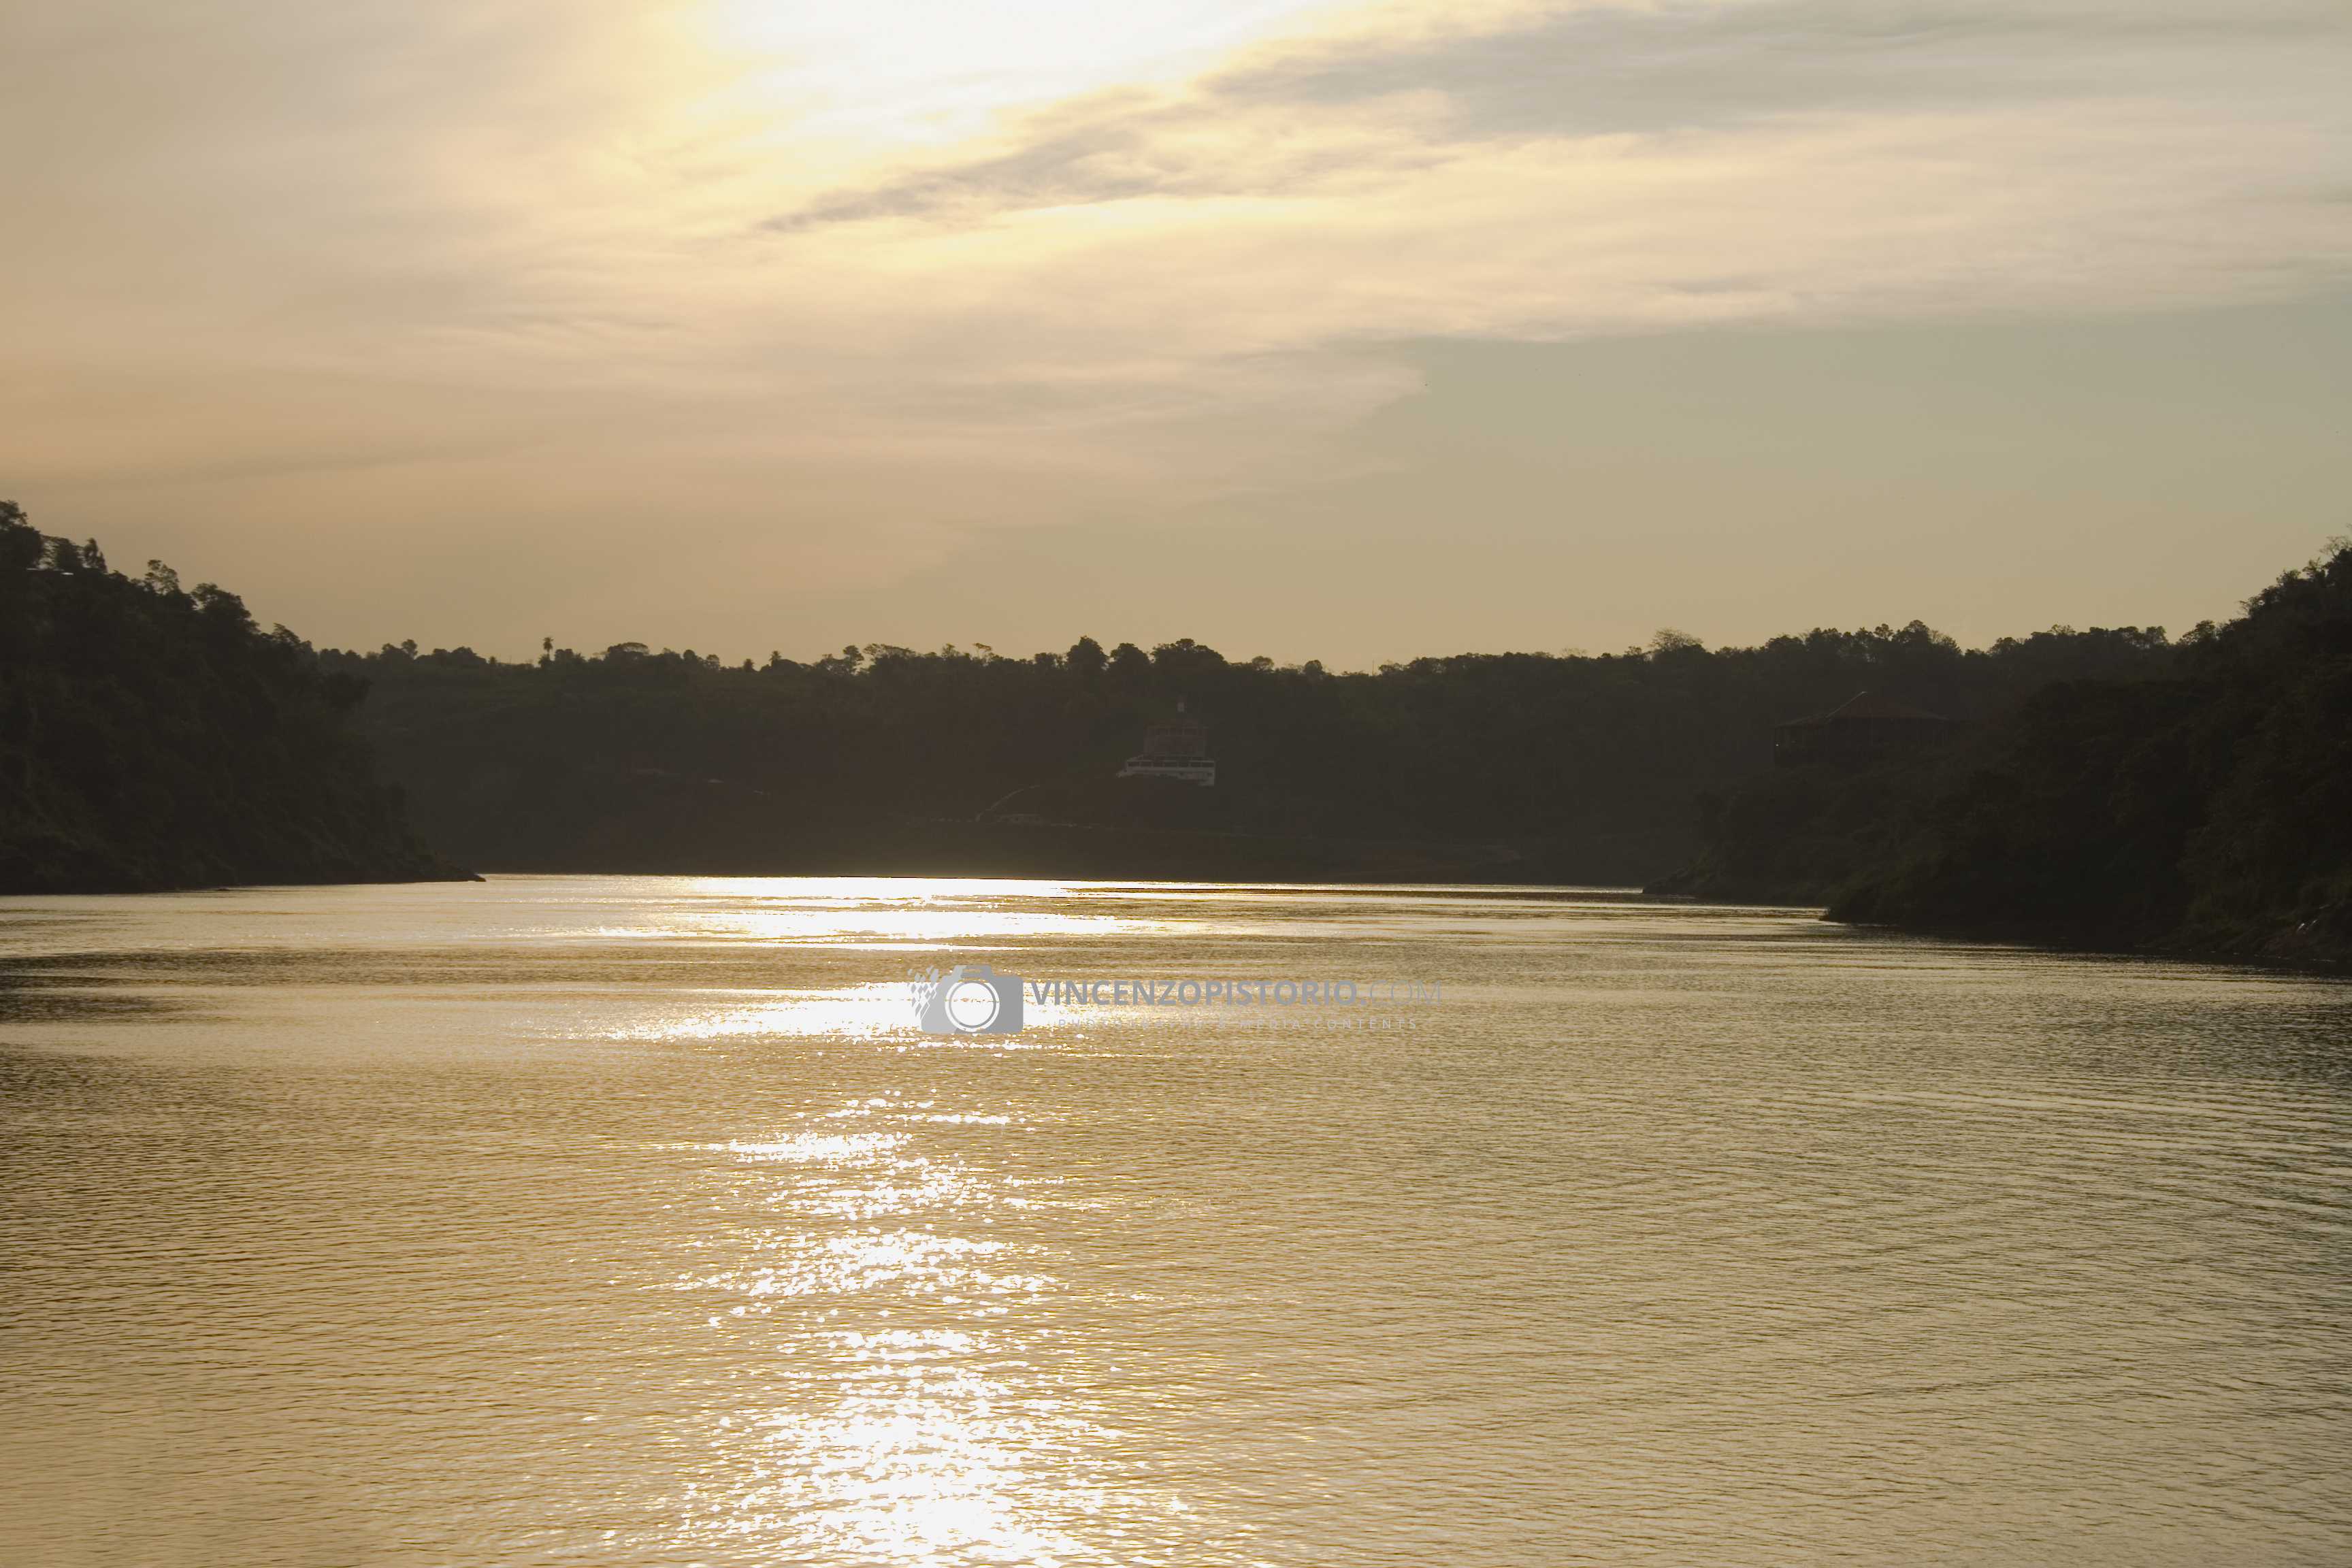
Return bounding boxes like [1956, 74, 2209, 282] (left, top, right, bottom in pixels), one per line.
[767, 0, 2352, 235]
[2, 0, 2348, 657]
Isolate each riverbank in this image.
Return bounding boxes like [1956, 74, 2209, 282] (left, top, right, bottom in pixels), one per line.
[449, 818, 1642, 887]
[1823, 902, 2352, 974]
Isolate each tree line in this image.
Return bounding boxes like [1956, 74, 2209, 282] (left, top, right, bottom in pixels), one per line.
[1827, 538, 2351, 960]
[14, 493, 2338, 963]
[0, 502, 455, 893]
[321, 609, 2181, 884]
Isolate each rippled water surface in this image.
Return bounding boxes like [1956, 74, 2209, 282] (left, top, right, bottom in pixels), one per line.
[3, 877, 2349, 1565]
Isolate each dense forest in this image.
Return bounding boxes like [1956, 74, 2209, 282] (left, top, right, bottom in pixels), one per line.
[0, 503, 460, 894]
[1825, 541, 2352, 961]
[322, 608, 2178, 885]
[11, 495, 2340, 963]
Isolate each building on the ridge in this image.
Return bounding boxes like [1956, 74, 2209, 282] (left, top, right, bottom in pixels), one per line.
[1116, 701, 1217, 786]
[1773, 690, 1959, 767]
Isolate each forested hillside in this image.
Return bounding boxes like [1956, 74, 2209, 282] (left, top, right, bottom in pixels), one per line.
[325, 615, 2177, 883]
[0, 504, 460, 893]
[1831, 541, 2352, 960]
[24, 493, 2324, 937]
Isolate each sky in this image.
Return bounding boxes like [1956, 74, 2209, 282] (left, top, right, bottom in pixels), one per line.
[3, 0, 2349, 667]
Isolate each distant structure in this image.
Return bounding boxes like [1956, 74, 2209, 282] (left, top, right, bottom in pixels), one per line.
[1117, 700, 1217, 786]
[1774, 690, 1958, 766]
[976, 784, 1068, 826]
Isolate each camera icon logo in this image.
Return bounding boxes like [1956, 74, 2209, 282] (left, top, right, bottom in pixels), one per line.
[912, 964, 1025, 1035]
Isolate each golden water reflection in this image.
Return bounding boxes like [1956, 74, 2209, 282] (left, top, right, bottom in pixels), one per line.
[679, 1098, 1152, 1565]
[7, 877, 2349, 1565]
[604, 877, 1130, 949]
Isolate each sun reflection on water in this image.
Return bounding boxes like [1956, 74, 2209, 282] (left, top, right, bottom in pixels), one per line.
[578, 877, 1132, 948]
[675, 1097, 1163, 1565]
[612, 989, 909, 1041]
[693, 1328, 1117, 1565]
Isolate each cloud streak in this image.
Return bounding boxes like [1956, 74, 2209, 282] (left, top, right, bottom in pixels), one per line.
[3, 0, 2349, 659]
[766, 0, 2352, 232]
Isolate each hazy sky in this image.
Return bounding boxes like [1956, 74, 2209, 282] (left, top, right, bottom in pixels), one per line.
[5, 0, 2349, 666]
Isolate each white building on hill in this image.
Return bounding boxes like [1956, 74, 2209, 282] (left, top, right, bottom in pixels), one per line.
[1116, 702, 1216, 786]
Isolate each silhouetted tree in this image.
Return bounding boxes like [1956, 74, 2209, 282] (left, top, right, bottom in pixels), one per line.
[314, 587, 2200, 889]
[0, 502, 455, 893]
[1831, 540, 2352, 957]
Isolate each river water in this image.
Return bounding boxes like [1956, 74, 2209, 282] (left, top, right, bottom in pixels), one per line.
[1, 877, 2347, 1565]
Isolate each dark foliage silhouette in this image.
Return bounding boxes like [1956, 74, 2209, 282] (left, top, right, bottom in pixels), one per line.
[1831, 540, 2352, 959]
[0, 503, 459, 893]
[26, 498, 2329, 941]
[325, 612, 2179, 885]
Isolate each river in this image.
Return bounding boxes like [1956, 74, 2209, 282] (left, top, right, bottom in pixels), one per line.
[2, 877, 2347, 1565]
